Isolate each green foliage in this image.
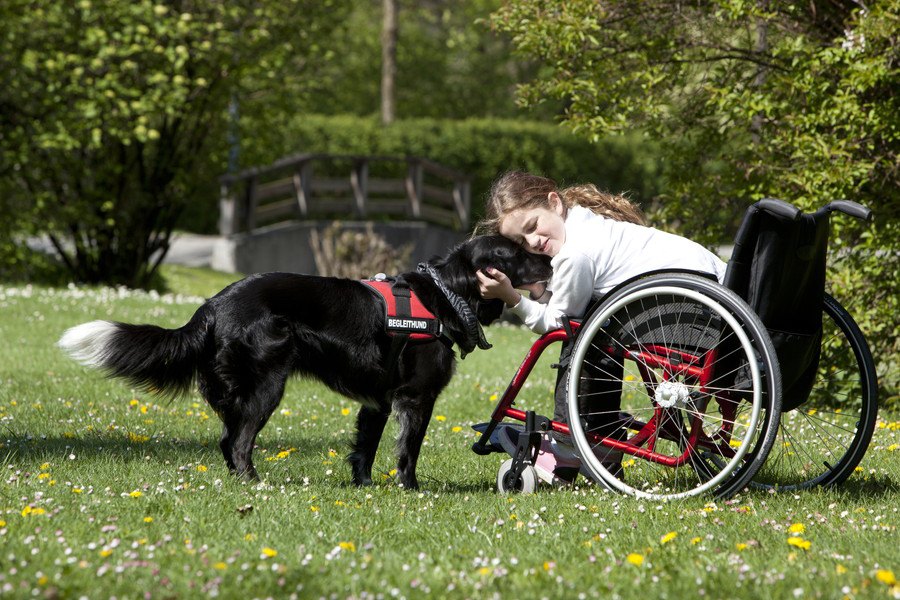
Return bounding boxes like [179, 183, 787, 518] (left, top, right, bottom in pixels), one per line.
[0, 0, 346, 287]
[491, 0, 900, 403]
[238, 114, 663, 221]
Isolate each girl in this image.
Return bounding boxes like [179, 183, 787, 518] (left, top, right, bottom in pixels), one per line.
[476, 171, 727, 483]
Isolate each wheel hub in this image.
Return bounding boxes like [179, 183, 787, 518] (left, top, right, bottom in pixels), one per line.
[655, 380, 691, 408]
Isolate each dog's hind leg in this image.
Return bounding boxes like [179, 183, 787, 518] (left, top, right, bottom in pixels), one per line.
[392, 392, 437, 490]
[217, 417, 239, 473]
[229, 373, 288, 480]
[349, 405, 391, 486]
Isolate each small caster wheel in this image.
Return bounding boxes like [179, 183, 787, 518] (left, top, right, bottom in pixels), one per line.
[497, 458, 538, 494]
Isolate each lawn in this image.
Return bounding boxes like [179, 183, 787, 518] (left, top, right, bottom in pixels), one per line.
[0, 267, 897, 599]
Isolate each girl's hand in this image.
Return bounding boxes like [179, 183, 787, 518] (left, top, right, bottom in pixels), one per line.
[476, 267, 521, 307]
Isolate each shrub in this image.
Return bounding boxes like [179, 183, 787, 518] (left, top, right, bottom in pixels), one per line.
[309, 222, 412, 279]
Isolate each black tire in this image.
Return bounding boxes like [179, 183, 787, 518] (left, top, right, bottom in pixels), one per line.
[751, 293, 878, 490]
[566, 273, 782, 500]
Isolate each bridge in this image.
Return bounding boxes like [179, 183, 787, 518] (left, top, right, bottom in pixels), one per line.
[212, 153, 472, 275]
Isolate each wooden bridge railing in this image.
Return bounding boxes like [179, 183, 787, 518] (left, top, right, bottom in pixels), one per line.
[218, 153, 472, 235]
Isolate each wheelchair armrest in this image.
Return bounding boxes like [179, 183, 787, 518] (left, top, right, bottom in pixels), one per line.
[756, 198, 802, 221]
[825, 200, 873, 222]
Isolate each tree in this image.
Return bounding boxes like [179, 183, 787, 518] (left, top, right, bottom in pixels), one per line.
[0, 0, 344, 287]
[491, 0, 899, 402]
[381, 0, 398, 124]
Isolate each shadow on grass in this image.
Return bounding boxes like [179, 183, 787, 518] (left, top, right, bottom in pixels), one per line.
[2, 432, 340, 468]
[828, 474, 900, 498]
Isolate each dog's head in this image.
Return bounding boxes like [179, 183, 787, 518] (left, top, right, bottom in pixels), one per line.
[431, 235, 553, 326]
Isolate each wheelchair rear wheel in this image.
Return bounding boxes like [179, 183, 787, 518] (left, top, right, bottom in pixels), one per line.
[751, 293, 878, 490]
[567, 273, 782, 500]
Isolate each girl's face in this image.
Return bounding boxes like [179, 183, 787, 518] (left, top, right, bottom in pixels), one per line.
[499, 192, 567, 257]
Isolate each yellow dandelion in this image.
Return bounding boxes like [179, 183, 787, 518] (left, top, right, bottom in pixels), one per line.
[626, 553, 644, 566]
[736, 543, 748, 551]
[876, 570, 897, 586]
[197, 464, 208, 472]
[99, 549, 113, 558]
[788, 523, 805, 534]
[144, 517, 153, 523]
[310, 506, 319, 512]
[341, 407, 351, 416]
[0, 520, 6, 528]
[660, 531, 678, 544]
[479, 566, 491, 576]
[435, 415, 446, 422]
[452, 426, 463, 432]
[213, 562, 228, 570]
[40, 462, 50, 470]
[38, 473, 50, 480]
[691, 537, 702, 545]
[787, 537, 811, 550]
[244, 533, 256, 541]
[887, 444, 899, 452]
[129, 490, 143, 498]
[339, 541, 356, 552]
[261, 547, 278, 558]
[488, 393, 498, 402]
[836, 564, 848, 574]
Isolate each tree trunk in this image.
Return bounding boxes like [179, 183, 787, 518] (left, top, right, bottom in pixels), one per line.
[381, 0, 398, 124]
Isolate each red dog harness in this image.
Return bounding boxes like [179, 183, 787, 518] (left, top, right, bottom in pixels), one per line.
[361, 278, 443, 342]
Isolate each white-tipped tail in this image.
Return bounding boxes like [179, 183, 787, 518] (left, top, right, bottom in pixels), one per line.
[58, 320, 118, 367]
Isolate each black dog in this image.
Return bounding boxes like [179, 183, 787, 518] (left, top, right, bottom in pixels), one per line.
[58, 235, 551, 489]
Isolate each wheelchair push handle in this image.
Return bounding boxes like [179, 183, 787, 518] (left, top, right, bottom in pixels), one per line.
[756, 198, 802, 220]
[825, 200, 873, 222]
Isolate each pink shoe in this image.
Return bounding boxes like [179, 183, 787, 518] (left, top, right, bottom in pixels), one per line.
[534, 435, 582, 485]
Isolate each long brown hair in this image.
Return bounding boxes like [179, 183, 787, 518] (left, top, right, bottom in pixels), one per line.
[475, 171, 646, 234]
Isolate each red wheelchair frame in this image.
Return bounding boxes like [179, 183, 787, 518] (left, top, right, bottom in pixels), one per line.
[473, 320, 744, 473]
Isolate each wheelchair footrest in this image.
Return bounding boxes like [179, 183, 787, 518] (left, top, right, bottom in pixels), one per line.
[471, 422, 525, 454]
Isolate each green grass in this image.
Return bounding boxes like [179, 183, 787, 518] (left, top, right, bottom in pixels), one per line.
[0, 269, 898, 599]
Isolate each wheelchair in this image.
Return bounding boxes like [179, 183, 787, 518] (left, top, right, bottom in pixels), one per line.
[472, 198, 877, 500]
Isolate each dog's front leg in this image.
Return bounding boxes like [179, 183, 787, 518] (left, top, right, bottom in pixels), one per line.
[350, 405, 391, 486]
[392, 393, 436, 490]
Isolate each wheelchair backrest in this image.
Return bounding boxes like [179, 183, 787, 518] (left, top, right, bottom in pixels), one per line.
[724, 203, 830, 410]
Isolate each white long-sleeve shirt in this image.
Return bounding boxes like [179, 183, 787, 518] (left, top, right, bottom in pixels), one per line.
[509, 206, 727, 334]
